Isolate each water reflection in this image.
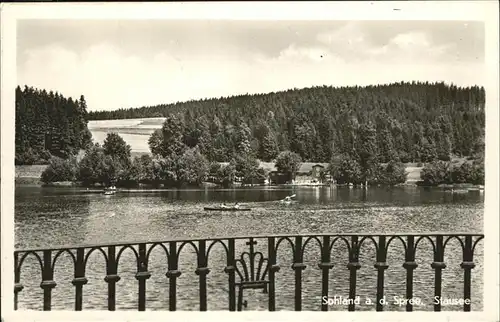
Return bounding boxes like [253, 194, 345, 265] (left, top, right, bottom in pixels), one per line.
[15, 187, 91, 249]
[15, 186, 484, 248]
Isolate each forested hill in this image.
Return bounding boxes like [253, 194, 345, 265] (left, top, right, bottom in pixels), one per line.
[15, 85, 93, 165]
[88, 82, 485, 163]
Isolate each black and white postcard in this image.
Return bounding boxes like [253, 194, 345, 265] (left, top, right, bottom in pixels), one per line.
[1, 2, 499, 322]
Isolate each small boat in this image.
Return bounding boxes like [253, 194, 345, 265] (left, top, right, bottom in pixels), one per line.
[204, 206, 251, 212]
[279, 194, 297, 204]
[467, 187, 484, 194]
[102, 186, 117, 195]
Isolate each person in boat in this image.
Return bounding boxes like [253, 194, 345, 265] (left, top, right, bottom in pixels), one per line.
[220, 203, 229, 209]
[234, 202, 240, 209]
[281, 194, 298, 204]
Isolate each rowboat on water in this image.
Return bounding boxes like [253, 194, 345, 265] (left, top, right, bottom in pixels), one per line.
[102, 185, 117, 195]
[467, 186, 484, 194]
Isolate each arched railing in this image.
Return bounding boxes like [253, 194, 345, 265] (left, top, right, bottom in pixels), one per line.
[14, 233, 484, 312]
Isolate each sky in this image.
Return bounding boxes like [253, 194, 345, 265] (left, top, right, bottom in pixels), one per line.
[17, 20, 485, 112]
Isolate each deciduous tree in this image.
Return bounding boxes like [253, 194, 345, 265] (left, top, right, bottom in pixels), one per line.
[275, 150, 302, 182]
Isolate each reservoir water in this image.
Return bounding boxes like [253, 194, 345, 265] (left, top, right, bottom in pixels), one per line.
[15, 185, 484, 311]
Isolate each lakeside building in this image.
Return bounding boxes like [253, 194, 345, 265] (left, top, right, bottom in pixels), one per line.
[259, 162, 331, 185]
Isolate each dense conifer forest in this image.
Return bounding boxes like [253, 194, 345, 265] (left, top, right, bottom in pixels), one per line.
[88, 82, 485, 163]
[15, 85, 92, 165]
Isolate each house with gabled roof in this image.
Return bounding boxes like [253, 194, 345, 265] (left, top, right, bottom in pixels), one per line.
[265, 162, 330, 185]
[214, 161, 331, 185]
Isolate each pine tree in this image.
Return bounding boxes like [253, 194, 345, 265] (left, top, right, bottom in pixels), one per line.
[378, 128, 399, 163]
[419, 138, 438, 163]
[15, 86, 93, 164]
[261, 129, 279, 162]
[356, 123, 378, 183]
[437, 134, 452, 161]
[235, 121, 252, 156]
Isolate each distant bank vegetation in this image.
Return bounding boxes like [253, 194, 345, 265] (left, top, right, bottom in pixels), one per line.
[16, 81, 484, 186]
[39, 127, 483, 188]
[40, 132, 411, 187]
[420, 160, 484, 186]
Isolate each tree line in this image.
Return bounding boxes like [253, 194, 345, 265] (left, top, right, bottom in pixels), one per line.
[15, 86, 92, 165]
[420, 160, 484, 186]
[88, 81, 485, 163]
[41, 125, 484, 187]
[41, 132, 269, 187]
[41, 131, 410, 187]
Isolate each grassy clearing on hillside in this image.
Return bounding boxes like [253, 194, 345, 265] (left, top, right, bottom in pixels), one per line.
[15, 165, 48, 178]
[88, 118, 163, 152]
[87, 117, 165, 129]
[137, 118, 166, 126]
[91, 128, 156, 135]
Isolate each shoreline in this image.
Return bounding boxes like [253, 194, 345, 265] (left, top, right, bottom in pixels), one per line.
[14, 164, 482, 190]
[15, 179, 485, 190]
